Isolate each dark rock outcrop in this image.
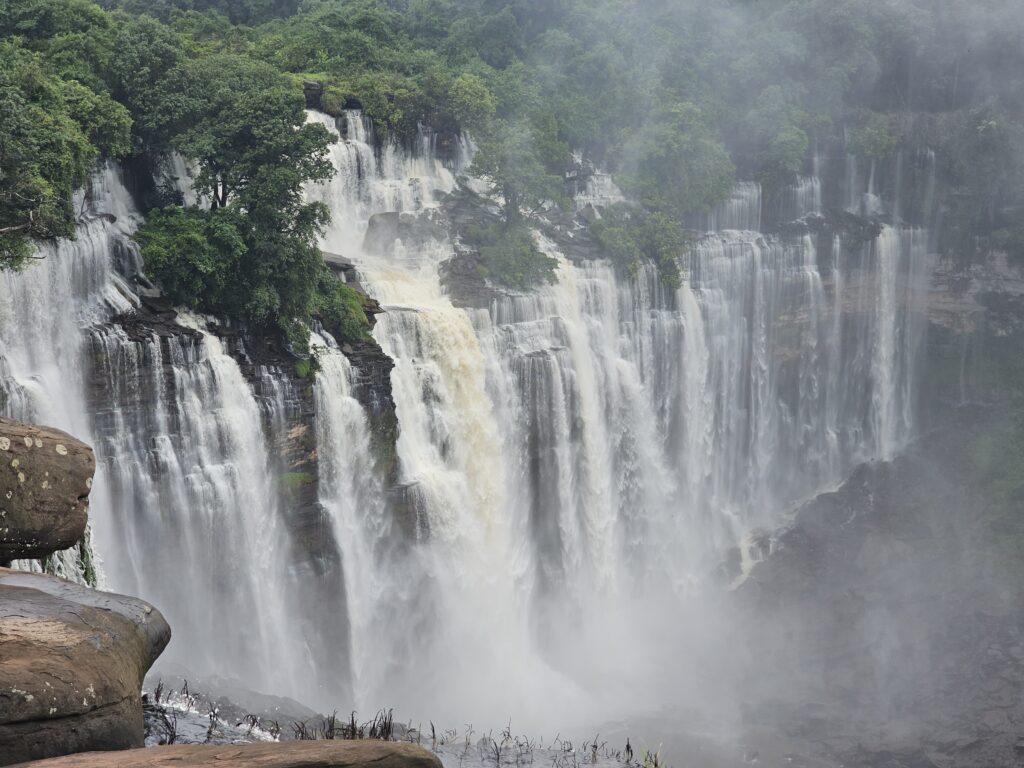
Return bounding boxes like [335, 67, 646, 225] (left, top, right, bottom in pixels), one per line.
[0, 419, 95, 564]
[303, 81, 324, 111]
[0, 568, 170, 765]
[363, 212, 401, 255]
[13, 740, 443, 768]
[438, 250, 498, 309]
[108, 295, 202, 345]
[737, 403, 1024, 768]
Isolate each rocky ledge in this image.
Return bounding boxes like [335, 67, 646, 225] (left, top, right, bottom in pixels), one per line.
[0, 416, 169, 765]
[0, 569, 170, 765]
[13, 740, 443, 768]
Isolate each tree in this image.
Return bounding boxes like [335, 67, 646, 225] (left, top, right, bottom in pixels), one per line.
[0, 42, 129, 268]
[107, 14, 184, 146]
[617, 101, 734, 217]
[134, 206, 246, 309]
[472, 118, 567, 222]
[144, 54, 334, 211]
[448, 72, 496, 134]
[591, 204, 689, 289]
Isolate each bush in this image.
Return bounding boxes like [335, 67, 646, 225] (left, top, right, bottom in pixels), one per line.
[591, 205, 688, 289]
[134, 206, 246, 310]
[464, 222, 558, 291]
[847, 111, 898, 159]
[314, 275, 371, 344]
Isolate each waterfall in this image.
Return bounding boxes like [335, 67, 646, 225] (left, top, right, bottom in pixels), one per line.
[0, 112, 929, 728]
[777, 174, 822, 222]
[704, 181, 762, 231]
[89, 322, 326, 698]
[0, 166, 340, 705]
[0, 166, 139, 580]
[305, 110, 928, 726]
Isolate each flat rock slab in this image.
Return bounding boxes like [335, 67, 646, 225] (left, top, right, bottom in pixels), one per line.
[0, 418, 94, 562]
[12, 740, 443, 768]
[0, 569, 170, 765]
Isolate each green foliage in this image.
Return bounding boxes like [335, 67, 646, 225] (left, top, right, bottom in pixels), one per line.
[465, 222, 558, 291]
[107, 14, 184, 139]
[134, 206, 245, 310]
[448, 73, 495, 134]
[141, 54, 334, 210]
[472, 118, 568, 221]
[617, 102, 735, 217]
[847, 111, 898, 158]
[0, 40, 129, 268]
[757, 126, 809, 187]
[591, 205, 689, 289]
[5, 0, 1024, 284]
[313, 276, 371, 345]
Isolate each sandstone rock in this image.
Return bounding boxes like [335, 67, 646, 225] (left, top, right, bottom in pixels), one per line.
[12, 740, 443, 768]
[0, 418, 95, 563]
[0, 568, 170, 765]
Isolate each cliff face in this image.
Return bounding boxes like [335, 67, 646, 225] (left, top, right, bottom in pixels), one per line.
[731, 250, 1024, 767]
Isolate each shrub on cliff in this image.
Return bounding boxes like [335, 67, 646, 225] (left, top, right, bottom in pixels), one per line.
[591, 205, 689, 290]
[464, 221, 557, 291]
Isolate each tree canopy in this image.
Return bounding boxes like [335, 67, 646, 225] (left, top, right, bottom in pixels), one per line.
[2, 0, 1024, 298]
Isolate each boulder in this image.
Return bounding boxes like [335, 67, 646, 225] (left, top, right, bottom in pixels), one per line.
[0, 568, 170, 765]
[12, 740, 444, 768]
[0, 418, 94, 563]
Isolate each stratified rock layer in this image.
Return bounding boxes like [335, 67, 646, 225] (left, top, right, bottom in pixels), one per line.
[12, 740, 444, 768]
[0, 419, 94, 563]
[0, 568, 170, 765]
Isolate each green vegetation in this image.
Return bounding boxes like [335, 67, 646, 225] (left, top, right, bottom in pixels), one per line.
[0, 40, 129, 268]
[591, 206, 690, 289]
[280, 470, 316, 494]
[464, 221, 558, 291]
[314, 278, 372, 344]
[3, 0, 1024, 296]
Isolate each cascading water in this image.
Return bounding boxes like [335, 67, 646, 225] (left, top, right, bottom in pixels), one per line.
[0, 166, 138, 580]
[0, 166, 340, 704]
[305, 110, 929, 726]
[704, 180, 762, 231]
[0, 111, 929, 730]
[89, 321, 328, 698]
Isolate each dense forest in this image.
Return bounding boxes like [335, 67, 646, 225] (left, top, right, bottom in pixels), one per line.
[2, 0, 1024, 346]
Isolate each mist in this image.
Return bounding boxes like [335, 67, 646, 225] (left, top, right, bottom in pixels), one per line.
[2, 0, 1024, 766]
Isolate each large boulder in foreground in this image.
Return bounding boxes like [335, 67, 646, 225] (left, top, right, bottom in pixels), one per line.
[0, 568, 170, 765]
[0, 418, 94, 563]
[12, 740, 444, 768]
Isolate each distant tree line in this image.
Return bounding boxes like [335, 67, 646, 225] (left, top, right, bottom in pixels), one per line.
[2, 0, 1023, 339]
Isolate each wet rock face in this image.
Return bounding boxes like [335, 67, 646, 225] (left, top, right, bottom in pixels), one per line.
[0, 419, 95, 564]
[14, 740, 444, 768]
[0, 568, 170, 765]
[738, 405, 1024, 768]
